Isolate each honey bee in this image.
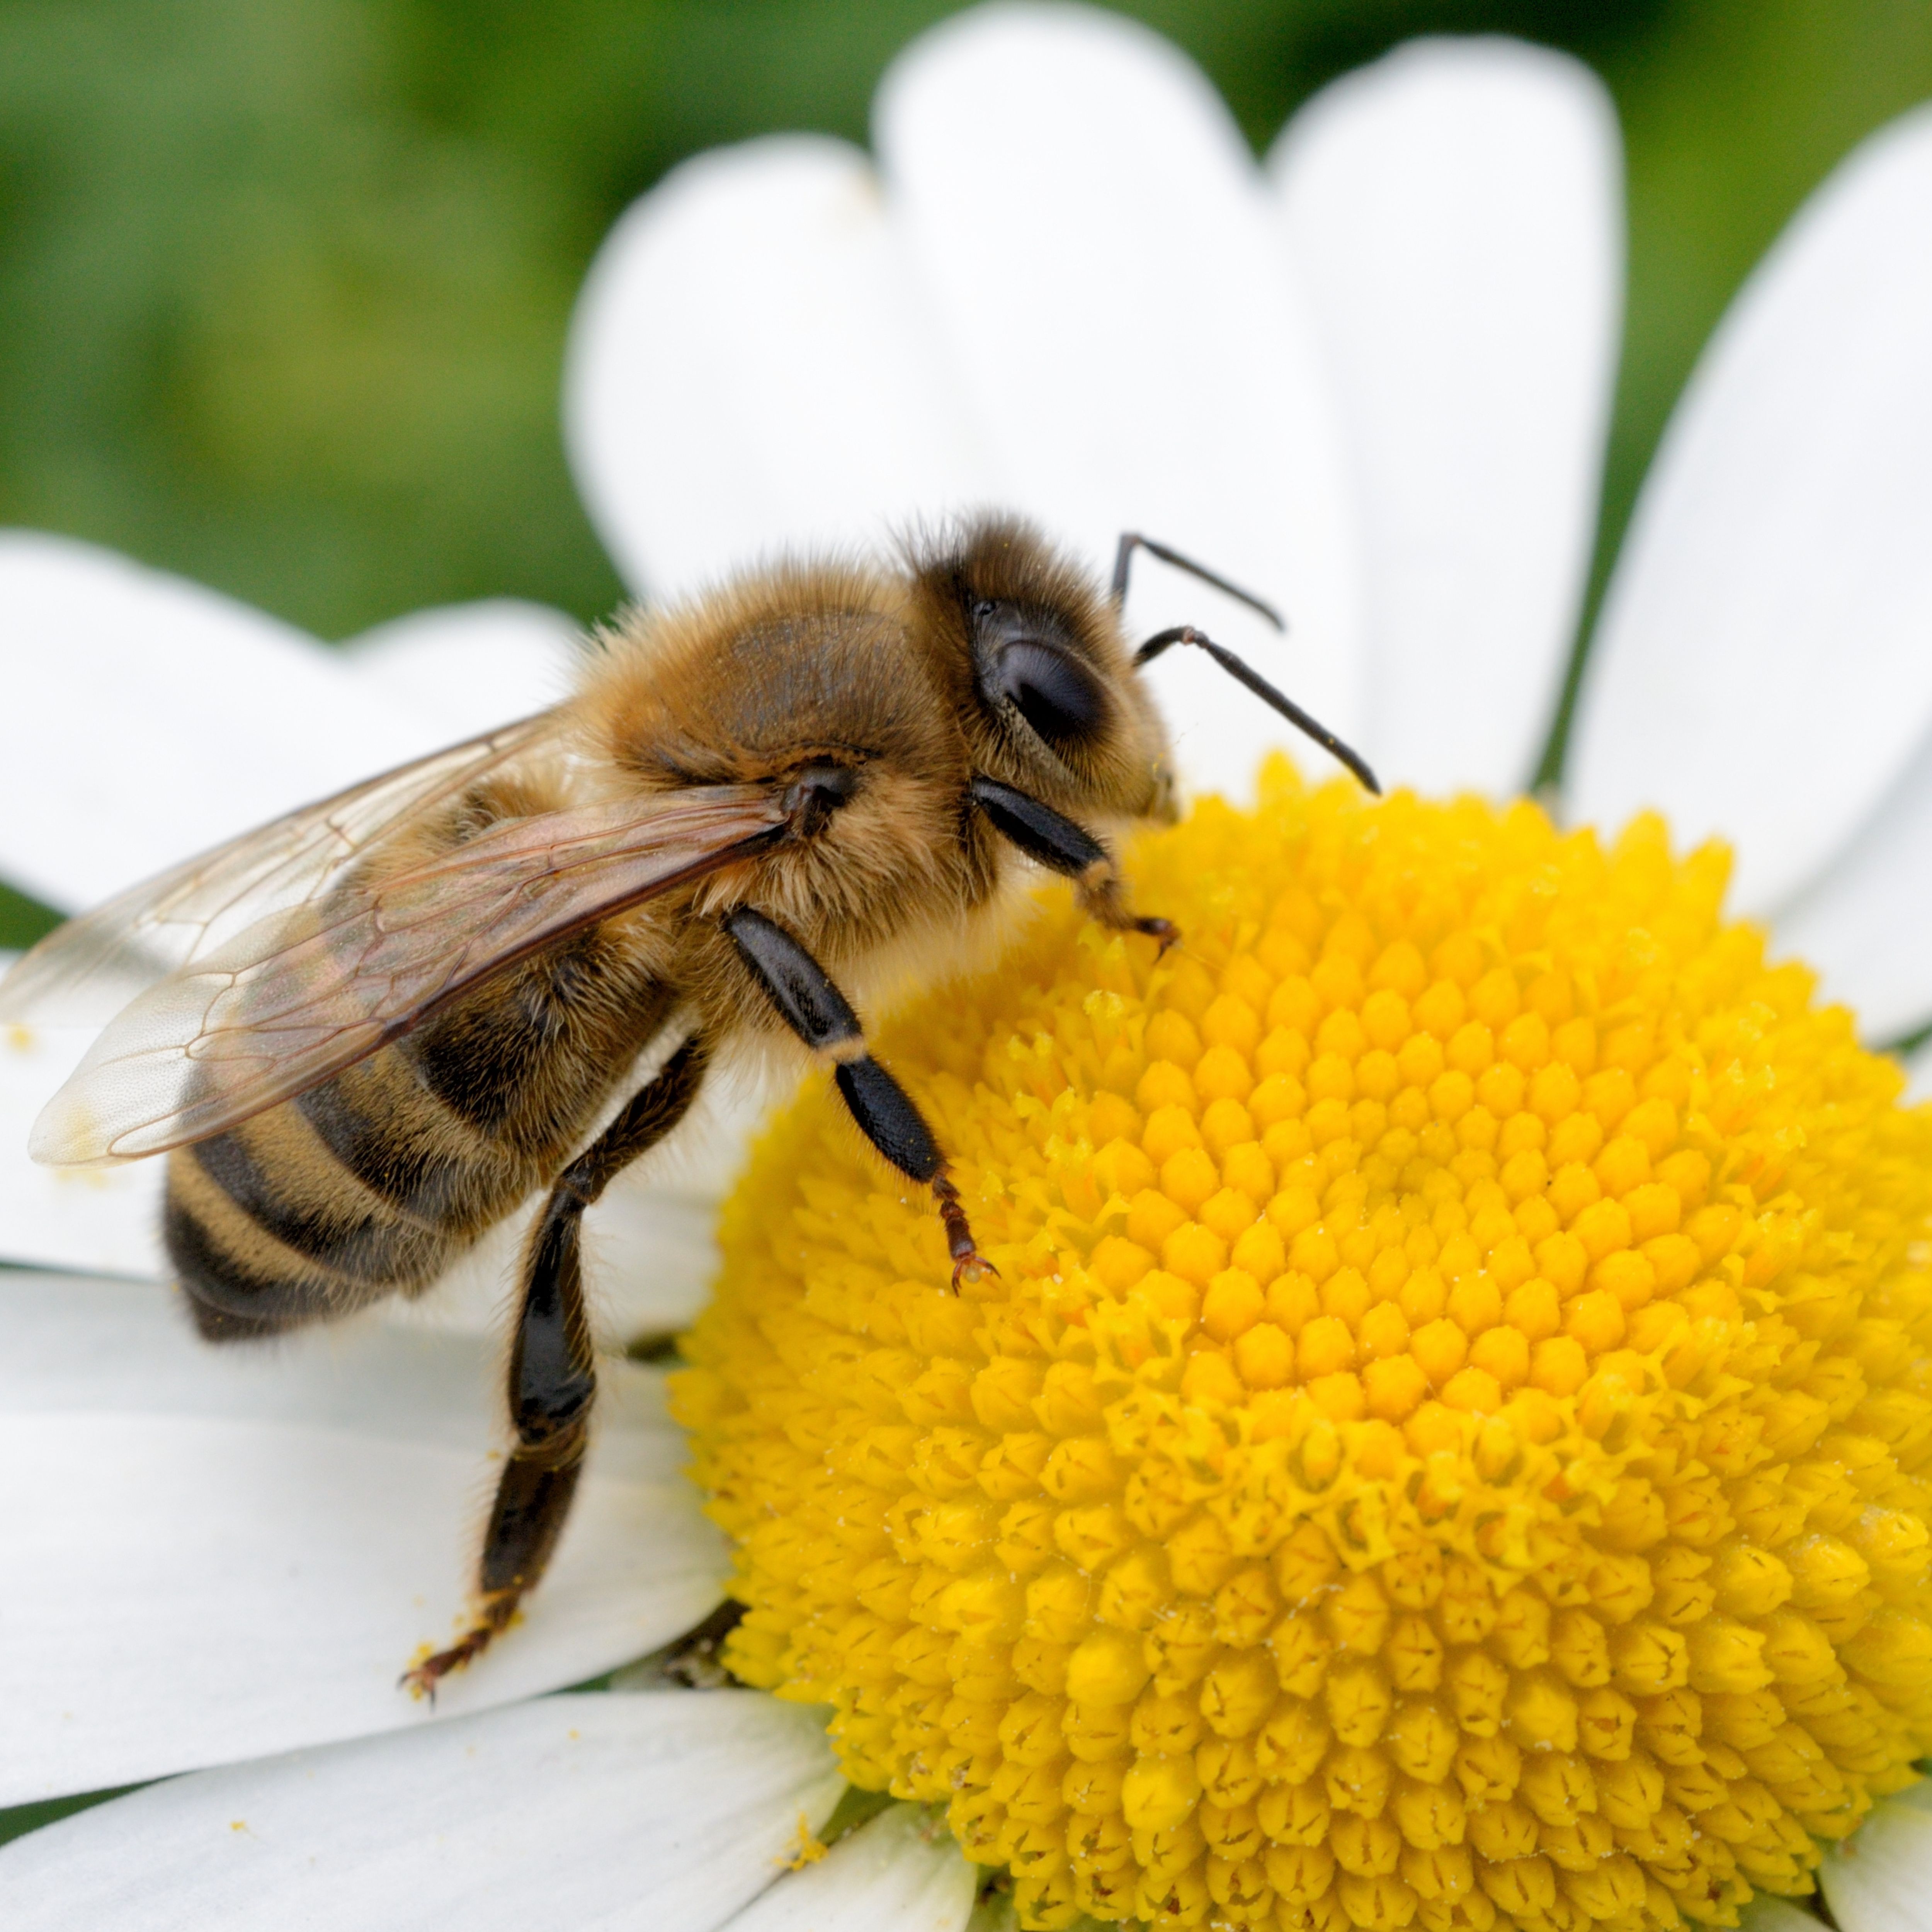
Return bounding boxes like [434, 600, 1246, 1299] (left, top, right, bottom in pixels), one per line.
[0, 517, 1376, 1692]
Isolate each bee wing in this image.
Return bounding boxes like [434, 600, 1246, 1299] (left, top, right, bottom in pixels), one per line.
[30, 784, 789, 1166]
[0, 713, 565, 1029]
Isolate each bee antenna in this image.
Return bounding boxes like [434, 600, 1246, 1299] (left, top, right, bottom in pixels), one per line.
[1111, 532, 1286, 633]
[1134, 625, 1381, 795]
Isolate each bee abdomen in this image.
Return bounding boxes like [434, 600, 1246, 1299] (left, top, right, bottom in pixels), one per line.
[294, 1066, 484, 1227]
[163, 1103, 463, 1342]
[165, 956, 679, 1343]
[186, 1129, 447, 1282]
[162, 1185, 379, 1341]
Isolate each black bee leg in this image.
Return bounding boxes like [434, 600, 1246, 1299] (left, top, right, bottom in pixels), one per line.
[969, 776, 1178, 952]
[402, 1034, 711, 1699]
[722, 907, 994, 1290]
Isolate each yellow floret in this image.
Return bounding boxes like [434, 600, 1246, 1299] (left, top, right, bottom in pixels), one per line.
[672, 762, 1932, 1932]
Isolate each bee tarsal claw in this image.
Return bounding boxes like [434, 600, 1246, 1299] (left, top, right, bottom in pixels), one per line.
[400, 1616, 505, 1701]
[932, 1175, 996, 1295]
[951, 1250, 998, 1293]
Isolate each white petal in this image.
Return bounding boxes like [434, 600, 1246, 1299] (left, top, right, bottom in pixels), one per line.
[342, 599, 584, 740]
[1569, 104, 1932, 913]
[0, 1273, 726, 1803]
[1771, 722, 1932, 1039]
[1819, 1782, 1932, 1932]
[1269, 37, 1621, 796]
[724, 1804, 977, 1932]
[0, 534, 441, 910]
[875, 4, 1365, 799]
[582, 1180, 722, 1338]
[566, 134, 992, 600]
[0, 1022, 165, 1277]
[566, 1066, 775, 1338]
[0, 1690, 842, 1932]
[380, 1177, 720, 1344]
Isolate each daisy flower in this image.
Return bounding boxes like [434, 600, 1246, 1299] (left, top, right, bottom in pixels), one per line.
[4, 5, 1932, 1929]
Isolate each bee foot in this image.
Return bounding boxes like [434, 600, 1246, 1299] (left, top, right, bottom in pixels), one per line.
[933, 1176, 995, 1295]
[951, 1250, 998, 1293]
[399, 1615, 505, 1702]
[1135, 916, 1179, 955]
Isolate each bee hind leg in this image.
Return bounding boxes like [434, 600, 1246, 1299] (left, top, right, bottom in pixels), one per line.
[402, 1034, 711, 1699]
[723, 908, 995, 1291]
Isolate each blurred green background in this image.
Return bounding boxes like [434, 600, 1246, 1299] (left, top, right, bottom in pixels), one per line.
[0, 0, 1929, 949]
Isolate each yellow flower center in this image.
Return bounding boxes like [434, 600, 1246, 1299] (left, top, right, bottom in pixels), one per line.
[672, 764, 1932, 1932]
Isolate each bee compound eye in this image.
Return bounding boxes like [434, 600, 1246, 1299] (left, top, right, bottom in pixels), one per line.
[995, 639, 1106, 749]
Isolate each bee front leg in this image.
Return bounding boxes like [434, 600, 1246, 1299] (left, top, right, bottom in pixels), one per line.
[402, 1034, 711, 1698]
[722, 908, 994, 1290]
[968, 776, 1177, 951]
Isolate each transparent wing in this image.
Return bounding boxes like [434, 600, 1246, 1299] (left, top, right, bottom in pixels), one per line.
[31, 786, 789, 1166]
[0, 713, 564, 1028]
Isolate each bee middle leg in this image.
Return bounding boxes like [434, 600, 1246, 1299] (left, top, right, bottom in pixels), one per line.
[402, 1033, 711, 1698]
[722, 907, 994, 1289]
[968, 776, 1177, 950]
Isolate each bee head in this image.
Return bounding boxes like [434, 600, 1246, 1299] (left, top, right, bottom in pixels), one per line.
[908, 515, 1171, 827]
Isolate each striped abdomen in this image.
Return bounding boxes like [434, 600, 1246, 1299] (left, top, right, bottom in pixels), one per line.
[164, 936, 673, 1341]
